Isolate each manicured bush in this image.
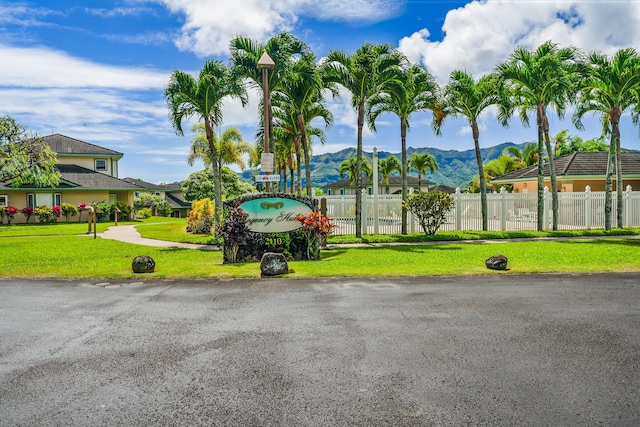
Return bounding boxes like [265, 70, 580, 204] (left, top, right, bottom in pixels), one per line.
[135, 208, 153, 219]
[34, 205, 55, 223]
[61, 203, 78, 221]
[20, 206, 34, 223]
[403, 190, 455, 236]
[186, 198, 215, 234]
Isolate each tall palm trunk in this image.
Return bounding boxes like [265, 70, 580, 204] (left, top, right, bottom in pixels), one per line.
[294, 137, 302, 196]
[205, 117, 222, 221]
[542, 109, 559, 230]
[289, 155, 295, 194]
[472, 121, 487, 231]
[614, 109, 623, 228]
[297, 114, 313, 197]
[400, 118, 408, 234]
[355, 102, 365, 238]
[536, 106, 545, 232]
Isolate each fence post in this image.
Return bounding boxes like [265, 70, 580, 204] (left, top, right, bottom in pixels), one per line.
[500, 187, 507, 232]
[455, 188, 462, 231]
[543, 186, 550, 230]
[361, 189, 368, 235]
[625, 185, 632, 228]
[585, 186, 591, 230]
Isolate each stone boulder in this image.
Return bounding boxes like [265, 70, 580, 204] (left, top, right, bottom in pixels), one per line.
[132, 255, 155, 273]
[485, 254, 508, 270]
[260, 252, 289, 277]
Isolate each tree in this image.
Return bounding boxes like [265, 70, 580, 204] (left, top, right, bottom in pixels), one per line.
[409, 152, 438, 186]
[367, 63, 441, 233]
[552, 130, 608, 158]
[573, 48, 640, 229]
[339, 157, 372, 183]
[497, 41, 581, 231]
[442, 71, 504, 231]
[323, 43, 404, 237]
[187, 124, 254, 173]
[0, 116, 60, 188]
[164, 60, 246, 218]
[504, 142, 539, 166]
[271, 56, 334, 196]
[403, 190, 454, 236]
[230, 33, 311, 186]
[483, 154, 526, 191]
[181, 167, 257, 202]
[377, 156, 401, 194]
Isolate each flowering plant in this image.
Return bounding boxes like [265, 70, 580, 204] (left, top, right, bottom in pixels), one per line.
[294, 212, 336, 260]
[4, 206, 18, 224]
[78, 201, 87, 209]
[219, 202, 250, 263]
[21, 206, 34, 223]
[52, 205, 62, 218]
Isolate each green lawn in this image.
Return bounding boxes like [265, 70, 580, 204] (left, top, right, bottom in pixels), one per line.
[1, 218, 639, 279]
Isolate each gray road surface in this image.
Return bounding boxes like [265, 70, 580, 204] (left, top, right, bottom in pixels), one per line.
[1, 274, 639, 426]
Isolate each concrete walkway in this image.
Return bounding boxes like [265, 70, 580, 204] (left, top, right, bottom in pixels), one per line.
[101, 224, 219, 250]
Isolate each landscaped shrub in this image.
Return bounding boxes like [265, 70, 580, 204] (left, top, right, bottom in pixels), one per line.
[61, 203, 78, 221]
[52, 205, 62, 220]
[34, 205, 55, 223]
[219, 202, 250, 263]
[186, 198, 215, 235]
[295, 212, 337, 260]
[403, 190, 455, 236]
[154, 200, 172, 217]
[77, 202, 87, 222]
[0, 207, 5, 224]
[4, 206, 17, 224]
[135, 208, 153, 219]
[20, 206, 33, 223]
[112, 202, 132, 221]
[134, 193, 171, 216]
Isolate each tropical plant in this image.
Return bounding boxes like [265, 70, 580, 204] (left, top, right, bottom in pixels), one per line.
[323, 43, 404, 237]
[504, 142, 539, 166]
[408, 152, 438, 186]
[552, 131, 608, 157]
[165, 60, 247, 219]
[294, 212, 336, 259]
[61, 202, 78, 222]
[367, 63, 442, 233]
[20, 206, 33, 223]
[484, 154, 527, 191]
[181, 167, 257, 202]
[403, 190, 454, 236]
[34, 205, 54, 223]
[219, 202, 251, 263]
[442, 70, 504, 231]
[572, 48, 640, 230]
[230, 33, 311, 190]
[497, 41, 581, 231]
[4, 206, 17, 224]
[377, 156, 402, 194]
[186, 198, 215, 235]
[339, 157, 372, 182]
[187, 124, 254, 174]
[0, 116, 60, 188]
[271, 54, 335, 196]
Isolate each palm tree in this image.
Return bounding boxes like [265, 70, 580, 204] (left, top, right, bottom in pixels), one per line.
[164, 60, 246, 217]
[323, 43, 404, 237]
[478, 154, 526, 192]
[339, 157, 372, 183]
[409, 152, 438, 187]
[271, 56, 334, 196]
[229, 33, 311, 186]
[504, 142, 539, 166]
[366, 63, 441, 233]
[497, 41, 581, 231]
[187, 124, 254, 173]
[442, 70, 504, 231]
[378, 156, 401, 194]
[573, 48, 640, 230]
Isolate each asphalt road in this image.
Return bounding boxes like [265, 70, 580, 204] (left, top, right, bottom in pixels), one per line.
[1, 274, 639, 426]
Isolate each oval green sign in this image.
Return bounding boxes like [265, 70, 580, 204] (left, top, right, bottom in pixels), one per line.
[239, 197, 313, 233]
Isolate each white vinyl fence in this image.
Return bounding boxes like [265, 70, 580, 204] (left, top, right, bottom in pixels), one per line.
[316, 186, 640, 235]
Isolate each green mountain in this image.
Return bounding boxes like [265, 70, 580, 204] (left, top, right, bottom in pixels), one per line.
[310, 142, 523, 189]
[243, 142, 524, 190]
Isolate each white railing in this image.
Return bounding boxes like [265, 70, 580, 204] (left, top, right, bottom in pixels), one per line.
[317, 186, 640, 235]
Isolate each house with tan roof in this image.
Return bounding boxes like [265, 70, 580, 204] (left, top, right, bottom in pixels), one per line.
[122, 177, 191, 218]
[0, 134, 144, 223]
[491, 150, 640, 193]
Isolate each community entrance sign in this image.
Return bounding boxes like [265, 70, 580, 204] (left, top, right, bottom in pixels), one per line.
[238, 196, 312, 233]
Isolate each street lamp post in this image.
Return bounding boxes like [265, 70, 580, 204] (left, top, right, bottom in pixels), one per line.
[257, 50, 275, 192]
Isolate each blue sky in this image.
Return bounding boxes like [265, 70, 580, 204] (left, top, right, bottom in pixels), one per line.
[2, 0, 640, 184]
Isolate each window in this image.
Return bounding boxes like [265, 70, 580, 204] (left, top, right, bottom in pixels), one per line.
[134, 191, 140, 198]
[154, 192, 161, 197]
[27, 194, 35, 208]
[0, 195, 7, 207]
[95, 159, 107, 171]
[54, 193, 61, 206]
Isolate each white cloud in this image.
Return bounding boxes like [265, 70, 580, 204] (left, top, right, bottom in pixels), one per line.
[156, 0, 403, 56]
[398, 0, 640, 83]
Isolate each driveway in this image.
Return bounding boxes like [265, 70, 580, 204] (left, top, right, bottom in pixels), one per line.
[1, 274, 639, 426]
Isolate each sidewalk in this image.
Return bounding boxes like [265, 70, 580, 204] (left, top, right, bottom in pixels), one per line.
[101, 224, 219, 250]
